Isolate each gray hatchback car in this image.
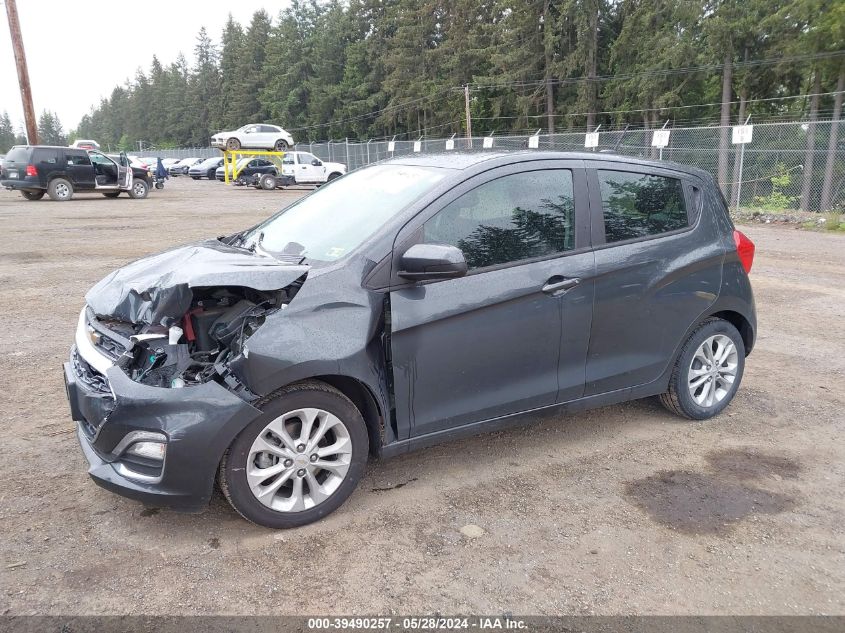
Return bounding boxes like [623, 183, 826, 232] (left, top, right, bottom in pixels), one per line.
[64, 151, 756, 528]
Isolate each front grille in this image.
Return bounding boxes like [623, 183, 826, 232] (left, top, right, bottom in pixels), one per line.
[71, 347, 111, 394]
[86, 309, 132, 360]
[71, 347, 115, 440]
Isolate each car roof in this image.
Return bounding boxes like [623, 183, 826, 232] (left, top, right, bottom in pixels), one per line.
[383, 150, 713, 181]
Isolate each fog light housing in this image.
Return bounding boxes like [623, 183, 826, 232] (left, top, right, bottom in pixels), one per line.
[126, 440, 166, 461]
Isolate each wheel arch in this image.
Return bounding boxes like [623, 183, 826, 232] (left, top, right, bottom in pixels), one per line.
[309, 375, 384, 458]
[709, 309, 755, 355]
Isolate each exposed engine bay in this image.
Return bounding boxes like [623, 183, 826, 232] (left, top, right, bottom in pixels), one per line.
[88, 282, 302, 397]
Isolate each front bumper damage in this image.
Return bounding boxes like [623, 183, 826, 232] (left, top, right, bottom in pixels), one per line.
[65, 309, 261, 511]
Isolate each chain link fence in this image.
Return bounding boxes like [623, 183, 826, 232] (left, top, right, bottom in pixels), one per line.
[140, 120, 844, 211]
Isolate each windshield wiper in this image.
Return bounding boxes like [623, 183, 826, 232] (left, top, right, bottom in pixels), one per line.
[249, 231, 265, 253]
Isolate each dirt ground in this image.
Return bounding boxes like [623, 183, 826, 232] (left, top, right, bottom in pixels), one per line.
[0, 177, 843, 616]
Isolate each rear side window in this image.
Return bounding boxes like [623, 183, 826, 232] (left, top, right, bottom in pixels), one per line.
[32, 149, 58, 165]
[65, 153, 90, 166]
[597, 170, 688, 243]
[424, 169, 575, 270]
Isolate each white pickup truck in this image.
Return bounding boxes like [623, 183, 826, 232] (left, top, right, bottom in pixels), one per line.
[253, 151, 346, 190]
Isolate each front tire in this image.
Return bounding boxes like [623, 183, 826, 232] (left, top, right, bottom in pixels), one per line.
[659, 318, 745, 420]
[21, 190, 44, 200]
[226, 137, 241, 151]
[219, 381, 368, 529]
[128, 179, 149, 199]
[48, 178, 73, 201]
[207, 168, 217, 180]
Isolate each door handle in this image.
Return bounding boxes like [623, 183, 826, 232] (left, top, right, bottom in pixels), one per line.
[542, 277, 580, 294]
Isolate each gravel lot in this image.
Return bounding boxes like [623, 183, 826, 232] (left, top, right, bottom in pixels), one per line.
[0, 177, 843, 616]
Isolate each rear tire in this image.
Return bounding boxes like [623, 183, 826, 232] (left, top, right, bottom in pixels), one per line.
[659, 318, 745, 420]
[48, 178, 73, 201]
[259, 174, 277, 190]
[274, 139, 289, 152]
[219, 381, 369, 529]
[21, 190, 44, 201]
[128, 179, 149, 199]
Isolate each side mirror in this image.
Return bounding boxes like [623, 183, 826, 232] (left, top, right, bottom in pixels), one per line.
[398, 243, 467, 282]
[311, 159, 322, 166]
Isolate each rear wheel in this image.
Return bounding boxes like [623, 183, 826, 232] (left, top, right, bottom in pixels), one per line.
[327, 172, 341, 182]
[48, 178, 73, 201]
[219, 381, 368, 529]
[21, 190, 44, 201]
[259, 173, 277, 190]
[659, 318, 745, 420]
[274, 139, 289, 152]
[226, 137, 241, 151]
[102, 191, 120, 198]
[128, 179, 149, 199]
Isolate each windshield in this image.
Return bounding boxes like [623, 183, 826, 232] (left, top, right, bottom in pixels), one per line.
[243, 164, 446, 263]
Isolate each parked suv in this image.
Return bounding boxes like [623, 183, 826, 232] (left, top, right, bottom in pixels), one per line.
[1, 146, 146, 201]
[64, 152, 756, 528]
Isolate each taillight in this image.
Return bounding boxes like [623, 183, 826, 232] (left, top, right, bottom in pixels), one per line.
[25, 164, 38, 177]
[733, 229, 755, 274]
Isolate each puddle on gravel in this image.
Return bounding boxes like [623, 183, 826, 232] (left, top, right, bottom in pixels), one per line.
[706, 448, 801, 481]
[625, 470, 794, 535]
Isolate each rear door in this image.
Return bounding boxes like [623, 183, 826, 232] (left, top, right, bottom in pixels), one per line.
[583, 162, 722, 395]
[389, 160, 594, 439]
[64, 151, 95, 189]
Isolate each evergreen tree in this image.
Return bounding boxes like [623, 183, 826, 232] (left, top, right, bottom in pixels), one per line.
[37, 110, 67, 145]
[0, 111, 15, 152]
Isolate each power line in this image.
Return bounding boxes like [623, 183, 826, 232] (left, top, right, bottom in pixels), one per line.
[470, 51, 845, 90]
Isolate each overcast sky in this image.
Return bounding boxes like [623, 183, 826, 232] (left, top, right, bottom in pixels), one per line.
[0, 0, 289, 133]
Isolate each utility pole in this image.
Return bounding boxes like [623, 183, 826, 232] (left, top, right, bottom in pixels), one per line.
[4, 0, 38, 144]
[464, 85, 472, 148]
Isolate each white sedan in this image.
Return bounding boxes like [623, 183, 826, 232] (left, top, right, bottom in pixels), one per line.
[211, 124, 295, 152]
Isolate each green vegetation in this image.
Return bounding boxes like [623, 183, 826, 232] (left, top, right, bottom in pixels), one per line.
[754, 164, 798, 211]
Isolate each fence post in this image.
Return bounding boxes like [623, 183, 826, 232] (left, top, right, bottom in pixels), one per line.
[366, 139, 371, 165]
[734, 115, 751, 214]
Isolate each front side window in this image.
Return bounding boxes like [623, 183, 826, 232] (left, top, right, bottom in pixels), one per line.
[597, 170, 688, 243]
[423, 170, 575, 270]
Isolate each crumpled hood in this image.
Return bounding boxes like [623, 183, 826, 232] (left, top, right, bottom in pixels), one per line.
[86, 239, 308, 324]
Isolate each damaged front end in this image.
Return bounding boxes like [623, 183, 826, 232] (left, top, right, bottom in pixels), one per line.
[87, 283, 300, 398]
[83, 239, 309, 398]
[65, 240, 310, 509]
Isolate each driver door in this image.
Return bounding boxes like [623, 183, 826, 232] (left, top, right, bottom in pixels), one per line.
[117, 152, 132, 189]
[296, 153, 324, 183]
[388, 160, 594, 439]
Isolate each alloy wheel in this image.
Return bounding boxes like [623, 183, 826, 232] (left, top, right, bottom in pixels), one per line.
[55, 183, 70, 199]
[246, 408, 352, 513]
[133, 181, 146, 197]
[688, 334, 738, 408]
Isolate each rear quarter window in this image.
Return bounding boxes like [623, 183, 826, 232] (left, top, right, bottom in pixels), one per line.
[597, 170, 688, 243]
[32, 149, 59, 165]
[4, 147, 30, 163]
